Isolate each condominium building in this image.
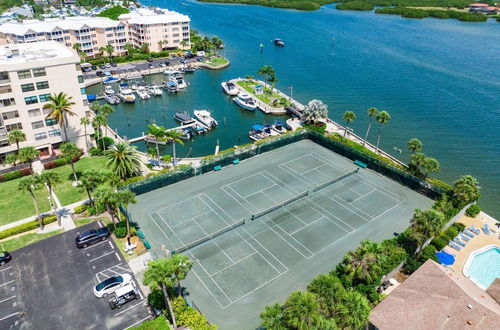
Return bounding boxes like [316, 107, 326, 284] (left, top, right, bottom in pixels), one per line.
[0, 7, 191, 57]
[0, 42, 91, 159]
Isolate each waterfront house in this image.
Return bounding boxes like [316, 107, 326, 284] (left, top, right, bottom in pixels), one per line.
[469, 3, 499, 13]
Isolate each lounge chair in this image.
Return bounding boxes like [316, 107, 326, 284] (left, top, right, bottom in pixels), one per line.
[483, 224, 491, 235]
[470, 225, 481, 235]
[459, 233, 470, 242]
[453, 237, 466, 247]
[464, 228, 475, 237]
[449, 241, 461, 251]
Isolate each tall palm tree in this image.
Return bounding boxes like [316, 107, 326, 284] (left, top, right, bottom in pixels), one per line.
[302, 99, 328, 125]
[80, 117, 90, 150]
[342, 111, 356, 137]
[114, 189, 136, 237]
[140, 43, 150, 54]
[18, 175, 43, 230]
[143, 258, 178, 329]
[43, 92, 77, 142]
[94, 185, 118, 228]
[307, 273, 345, 317]
[60, 142, 81, 182]
[104, 141, 142, 179]
[423, 157, 440, 178]
[342, 240, 385, 285]
[452, 175, 480, 206]
[179, 40, 187, 50]
[100, 105, 114, 137]
[72, 43, 81, 53]
[79, 169, 111, 207]
[8, 130, 26, 153]
[104, 44, 114, 63]
[39, 171, 61, 225]
[92, 114, 108, 150]
[79, 51, 87, 63]
[165, 129, 184, 165]
[335, 289, 371, 329]
[283, 291, 321, 330]
[167, 254, 193, 296]
[211, 36, 223, 53]
[375, 110, 391, 154]
[260, 303, 285, 330]
[257, 65, 275, 88]
[124, 43, 135, 56]
[18, 147, 39, 176]
[411, 208, 445, 252]
[146, 124, 166, 160]
[407, 138, 423, 154]
[409, 152, 426, 176]
[363, 107, 378, 146]
[5, 153, 18, 166]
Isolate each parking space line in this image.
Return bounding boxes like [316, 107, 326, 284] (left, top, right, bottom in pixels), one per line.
[0, 266, 12, 273]
[82, 240, 110, 250]
[123, 316, 152, 330]
[0, 280, 15, 288]
[0, 295, 15, 304]
[108, 241, 114, 249]
[114, 301, 144, 316]
[115, 252, 121, 262]
[98, 221, 103, 228]
[0, 312, 20, 322]
[88, 251, 115, 263]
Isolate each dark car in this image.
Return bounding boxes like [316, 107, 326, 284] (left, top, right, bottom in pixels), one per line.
[147, 58, 154, 62]
[164, 61, 171, 66]
[0, 251, 12, 266]
[186, 52, 196, 59]
[95, 71, 104, 77]
[110, 62, 117, 67]
[91, 65, 97, 70]
[75, 227, 110, 248]
[180, 59, 187, 64]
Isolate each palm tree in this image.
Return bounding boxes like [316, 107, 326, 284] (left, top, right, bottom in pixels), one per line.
[307, 273, 345, 317]
[8, 130, 26, 153]
[342, 111, 356, 137]
[43, 92, 77, 142]
[342, 240, 385, 285]
[94, 185, 118, 228]
[409, 152, 426, 176]
[257, 65, 275, 89]
[302, 99, 328, 125]
[375, 110, 391, 154]
[283, 291, 321, 330]
[124, 43, 135, 57]
[167, 254, 193, 296]
[363, 107, 378, 146]
[100, 105, 115, 137]
[211, 36, 223, 53]
[18, 147, 39, 176]
[268, 72, 278, 93]
[165, 129, 184, 166]
[452, 175, 480, 206]
[140, 43, 150, 54]
[78, 51, 87, 62]
[18, 175, 44, 230]
[147, 124, 166, 160]
[179, 40, 187, 50]
[39, 171, 61, 225]
[89, 101, 101, 114]
[335, 289, 371, 329]
[80, 117, 90, 150]
[92, 114, 108, 150]
[60, 142, 81, 182]
[423, 157, 440, 178]
[99, 46, 107, 58]
[407, 138, 423, 154]
[104, 44, 114, 63]
[79, 169, 110, 207]
[114, 189, 136, 237]
[104, 141, 142, 179]
[72, 43, 81, 53]
[143, 258, 178, 329]
[411, 208, 445, 252]
[260, 303, 286, 330]
[5, 153, 18, 166]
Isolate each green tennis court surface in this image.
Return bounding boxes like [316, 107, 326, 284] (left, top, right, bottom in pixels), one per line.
[129, 140, 433, 329]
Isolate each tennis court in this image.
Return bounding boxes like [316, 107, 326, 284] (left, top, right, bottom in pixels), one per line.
[129, 139, 433, 329]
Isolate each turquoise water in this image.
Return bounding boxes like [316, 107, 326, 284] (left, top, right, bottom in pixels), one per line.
[464, 246, 500, 289]
[89, 2, 500, 217]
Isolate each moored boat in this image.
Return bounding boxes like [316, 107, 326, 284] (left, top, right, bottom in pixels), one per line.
[272, 121, 286, 134]
[221, 81, 238, 96]
[233, 93, 257, 111]
[174, 112, 195, 125]
[103, 76, 120, 84]
[263, 124, 280, 136]
[169, 73, 187, 89]
[249, 125, 269, 141]
[273, 38, 285, 47]
[194, 110, 218, 128]
[104, 85, 115, 95]
[118, 84, 136, 103]
[104, 94, 120, 105]
[163, 81, 178, 93]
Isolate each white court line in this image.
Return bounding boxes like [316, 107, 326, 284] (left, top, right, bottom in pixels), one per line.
[150, 214, 176, 248]
[192, 255, 233, 304]
[368, 201, 404, 223]
[154, 212, 176, 235]
[0, 295, 15, 304]
[156, 195, 211, 219]
[347, 188, 377, 204]
[88, 251, 115, 263]
[307, 198, 355, 232]
[221, 172, 271, 199]
[0, 280, 15, 288]
[330, 195, 372, 221]
[222, 174, 279, 201]
[259, 217, 313, 259]
[124, 316, 152, 330]
[362, 180, 406, 203]
[114, 301, 144, 316]
[289, 216, 329, 236]
[210, 252, 257, 276]
[0, 266, 13, 273]
[189, 265, 227, 309]
[190, 215, 235, 264]
[0, 312, 21, 322]
[300, 162, 329, 175]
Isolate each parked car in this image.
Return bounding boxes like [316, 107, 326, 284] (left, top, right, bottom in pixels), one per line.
[159, 62, 166, 67]
[105, 64, 111, 68]
[110, 62, 117, 67]
[196, 57, 205, 62]
[0, 251, 12, 266]
[164, 61, 171, 66]
[99, 64, 107, 69]
[91, 65, 97, 70]
[180, 59, 187, 64]
[108, 284, 139, 309]
[147, 57, 154, 62]
[94, 274, 132, 298]
[104, 71, 111, 76]
[95, 71, 105, 77]
[75, 227, 110, 248]
[147, 64, 154, 69]
[82, 67, 92, 73]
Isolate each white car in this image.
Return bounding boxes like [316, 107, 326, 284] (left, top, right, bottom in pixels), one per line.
[93, 274, 132, 298]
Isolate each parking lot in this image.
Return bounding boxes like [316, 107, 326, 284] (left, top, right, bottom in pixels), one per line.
[0, 222, 150, 330]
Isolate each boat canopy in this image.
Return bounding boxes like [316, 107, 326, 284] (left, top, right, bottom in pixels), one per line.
[86, 94, 96, 101]
[167, 81, 176, 87]
[252, 125, 264, 130]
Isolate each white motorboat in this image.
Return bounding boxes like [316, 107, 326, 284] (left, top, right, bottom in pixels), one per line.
[104, 85, 115, 95]
[221, 81, 238, 96]
[136, 86, 150, 100]
[193, 110, 218, 129]
[233, 93, 257, 111]
[249, 125, 269, 141]
[118, 84, 136, 103]
[263, 124, 280, 136]
[169, 74, 187, 89]
[104, 94, 120, 105]
[271, 121, 287, 134]
[150, 85, 163, 96]
[164, 69, 181, 76]
[130, 84, 138, 91]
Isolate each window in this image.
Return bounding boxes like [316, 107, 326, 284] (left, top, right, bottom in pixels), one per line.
[17, 70, 32, 79]
[0, 85, 12, 94]
[24, 96, 38, 105]
[80, 88, 86, 95]
[38, 93, 51, 102]
[78, 75, 84, 84]
[48, 129, 61, 137]
[2, 110, 19, 120]
[31, 121, 44, 129]
[0, 71, 9, 81]
[21, 83, 35, 92]
[34, 132, 47, 141]
[45, 118, 57, 126]
[5, 123, 23, 132]
[28, 109, 41, 117]
[33, 68, 46, 77]
[42, 107, 52, 115]
[36, 81, 49, 90]
[0, 98, 15, 107]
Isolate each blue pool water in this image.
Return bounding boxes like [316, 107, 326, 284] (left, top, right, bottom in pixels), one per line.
[464, 246, 500, 289]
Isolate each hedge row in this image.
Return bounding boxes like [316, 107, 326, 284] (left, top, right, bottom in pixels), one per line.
[0, 168, 32, 182]
[0, 215, 58, 240]
[43, 155, 81, 170]
[431, 222, 466, 250]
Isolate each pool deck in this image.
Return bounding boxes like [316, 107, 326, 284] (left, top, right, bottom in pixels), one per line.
[448, 211, 499, 289]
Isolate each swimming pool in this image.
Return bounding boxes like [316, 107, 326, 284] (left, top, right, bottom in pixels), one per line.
[463, 245, 500, 290]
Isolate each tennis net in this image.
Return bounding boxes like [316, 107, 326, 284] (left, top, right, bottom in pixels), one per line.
[312, 168, 359, 193]
[251, 190, 309, 221]
[174, 218, 246, 253]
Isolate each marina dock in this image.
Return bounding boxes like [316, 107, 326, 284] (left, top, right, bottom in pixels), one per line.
[126, 120, 209, 144]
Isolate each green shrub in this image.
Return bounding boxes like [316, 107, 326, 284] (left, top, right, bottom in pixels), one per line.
[73, 204, 87, 214]
[304, 123, 326, 134]
[97, 137, 115, 151]
[147, 289, 166, 311]
[97, 5, 129, 20]
[402, 256, 423, 274]
[86, 203, 106, 216]
[0, 215, 58, 239]
[439, 232, 452, 242]
[114, 226, 127, 238]
[396, 228, 419, 255]
[117, 176, 145, 187]
[172, 296, 217, 330]
[419, 245, 438, 262]
[427, 177, 452, 192]
[89, 147, 102, 156]
[133, 316, 170, 330]
[1, 170, 23, 181]
[431, 237, 447, 251]
[110, 221, 137, 238]
[465, 204, 481, 217]
[445, 226, 459, 239]
[336, 1, 374, 11]
[452, 222, 466, 232]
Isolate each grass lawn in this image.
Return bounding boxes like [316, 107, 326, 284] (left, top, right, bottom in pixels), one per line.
[74, 217, 107, 227]
[0, 229, 64, 251]
[50, 156, 107, 206]
[237, 81, 291, 108]
[205, 56, 228, 66]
